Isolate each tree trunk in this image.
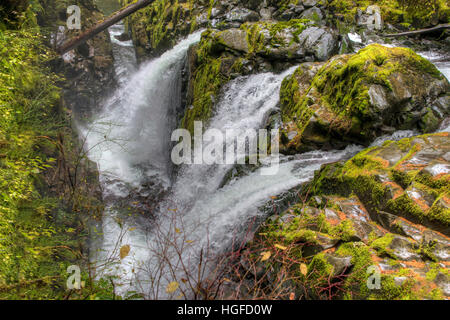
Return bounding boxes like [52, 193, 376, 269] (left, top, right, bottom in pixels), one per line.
[383, 24, 449, 38]
[57, 0, 155, 55]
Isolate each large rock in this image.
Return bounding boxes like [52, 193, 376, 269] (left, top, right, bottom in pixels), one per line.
[216, 28, 249, 53]
[300, 7, 324, 22]
[279, 44, 450, 153]
[247, 133, 450, 299]
[215, 21, 339, 62]
[225, 7, 260, 23]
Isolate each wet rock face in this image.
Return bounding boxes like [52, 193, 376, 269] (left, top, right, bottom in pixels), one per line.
[224, 7, 260, 24]
[279, 44, 450, 154]
[246, 133, 450, 299]
[123, 0, 332, 61]
[45, 0, 116, 120]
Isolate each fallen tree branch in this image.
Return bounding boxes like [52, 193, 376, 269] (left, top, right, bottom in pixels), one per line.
[383, 23, 449, 38]
[57, 0, 155, 55]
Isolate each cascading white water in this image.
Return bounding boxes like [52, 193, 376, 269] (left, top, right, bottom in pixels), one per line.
[128, 68, 364, 299]
[417, 52, 450, 132]
[81, 26, 450, 299]
[108, 23, 137, 85]
[418, 51, 450, 81]
[81, 30, 203, 294]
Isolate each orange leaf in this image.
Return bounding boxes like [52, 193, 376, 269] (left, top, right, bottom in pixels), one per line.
[260, 251, 271, 262]
[300, 263, 308, 276]
[274, 244, 287, 251]
[119, 245, 130, 259]
[166, 281, 179, 294]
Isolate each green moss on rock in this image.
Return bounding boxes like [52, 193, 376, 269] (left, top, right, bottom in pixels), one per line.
[279, 44, 449, 152]
[328, 0, 450, 28]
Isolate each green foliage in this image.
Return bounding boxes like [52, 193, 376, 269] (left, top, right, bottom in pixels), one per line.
[328, 0, 450, 28]
[0, 3, 115, 299]
[397, 0, 450, 26]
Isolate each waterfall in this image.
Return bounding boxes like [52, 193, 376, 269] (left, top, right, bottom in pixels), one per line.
[132, 69, 363, 299]
[80, 30, 203, 296]
[81, 30, 202, 196]
[81, 27, 450, 299]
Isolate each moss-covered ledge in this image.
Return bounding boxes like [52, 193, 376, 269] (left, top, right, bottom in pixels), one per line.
[240, 132, 450, 300]
[311, 133, 450, 231]
[122, 0, 220, 59]
[279, 44, 450, 154]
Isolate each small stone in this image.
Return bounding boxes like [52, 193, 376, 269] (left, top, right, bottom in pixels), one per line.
[300, 7, 323, 22]
[288, 131, 298, 140]
[303, 0, 318, 8]
[394, 277, 408, 286]
[325, 254, 353, 276]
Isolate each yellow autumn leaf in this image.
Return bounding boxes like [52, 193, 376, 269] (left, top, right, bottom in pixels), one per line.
[175, 228, 181, 234]
[274, 244, 287, 250]
[300, 263, 308, 276]
[260, 251, 271, 262]
[128, 227, 136, 232]
[119, 245, 130, 259]
[166, 281, 179, 294]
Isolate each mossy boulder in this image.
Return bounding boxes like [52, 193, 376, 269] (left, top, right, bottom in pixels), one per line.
[220, 20, 339, 62]
[244, 133, 450, 299]
[279, 44, 450, 153]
